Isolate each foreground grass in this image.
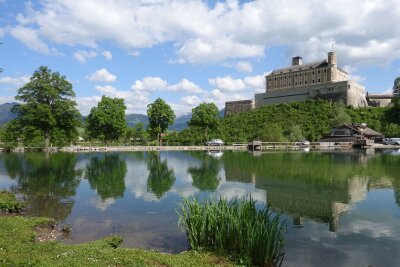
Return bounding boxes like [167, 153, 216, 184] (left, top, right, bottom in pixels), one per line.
[0, 193, 234, 267]
[178, 197, 286, 267]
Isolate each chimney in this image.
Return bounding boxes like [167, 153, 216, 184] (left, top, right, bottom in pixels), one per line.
[328, 51, 337, 66]
[292, 56, 303, 66]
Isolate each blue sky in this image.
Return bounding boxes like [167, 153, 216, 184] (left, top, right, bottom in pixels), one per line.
[0, 0, 399, 116]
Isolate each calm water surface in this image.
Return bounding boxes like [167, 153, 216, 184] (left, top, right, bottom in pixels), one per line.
[1, 150, 400, 266]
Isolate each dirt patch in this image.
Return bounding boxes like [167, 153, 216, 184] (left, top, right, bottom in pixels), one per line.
[35, 223, 70, 242]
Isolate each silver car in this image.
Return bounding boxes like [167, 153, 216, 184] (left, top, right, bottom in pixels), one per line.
[205, 139, 224, 146]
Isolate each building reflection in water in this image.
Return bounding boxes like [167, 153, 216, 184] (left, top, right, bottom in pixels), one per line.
[224, 150, 399, 232]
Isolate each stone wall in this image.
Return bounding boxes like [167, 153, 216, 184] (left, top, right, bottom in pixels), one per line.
[224, 100, 255, 116]
[255, 80, 367, 108]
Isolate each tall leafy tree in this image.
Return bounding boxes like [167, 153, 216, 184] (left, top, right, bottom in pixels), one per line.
[13, 66, 81, 148]
[86, 96, 127, 145]
[147, 98, 175, 143]
[188, 103, 219, 141]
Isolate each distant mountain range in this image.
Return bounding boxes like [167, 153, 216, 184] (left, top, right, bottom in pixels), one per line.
[0, 102, 18, 125]
[0, 102, 225, 130]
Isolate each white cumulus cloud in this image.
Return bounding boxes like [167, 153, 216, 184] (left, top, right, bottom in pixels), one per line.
[74, 50, 97, 63]
[132, 77, 168, 91]
[168, 79, 203, 93]
[132, 77, 203, 93]
[209, 76, 246, 92]
[10, 26, 59, 55]
[10, 0, 400, 65]
[0, 75, 30, 88]
[101, 50, 113, 60]
[87, 68, 117, 82]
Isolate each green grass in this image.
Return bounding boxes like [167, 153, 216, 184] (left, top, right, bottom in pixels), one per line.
[0, 191, 26, 212]
[177, 197, 286, 267]
[0, 192, 234, 267]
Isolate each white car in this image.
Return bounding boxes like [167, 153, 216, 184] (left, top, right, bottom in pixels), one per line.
[383, 138, 400, 145]
[205, 139, 224, 146]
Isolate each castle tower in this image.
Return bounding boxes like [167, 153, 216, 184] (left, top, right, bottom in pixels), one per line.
[292, 56, 303, 66]
[328, 51, 337, 66]
[328, 52, 337, 82]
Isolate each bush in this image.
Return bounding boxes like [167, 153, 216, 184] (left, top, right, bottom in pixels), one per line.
[177, 196, 286, 267]
[0, 191, 26, 212]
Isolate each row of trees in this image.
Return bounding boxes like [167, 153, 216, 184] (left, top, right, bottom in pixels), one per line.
[0, 66, 221, 148]
[2, 66, 399, 147]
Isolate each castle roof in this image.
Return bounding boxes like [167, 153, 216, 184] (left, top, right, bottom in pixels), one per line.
[269, 60, 328, 75]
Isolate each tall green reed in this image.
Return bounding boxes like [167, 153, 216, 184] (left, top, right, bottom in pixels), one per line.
[177, 196, 286, 267]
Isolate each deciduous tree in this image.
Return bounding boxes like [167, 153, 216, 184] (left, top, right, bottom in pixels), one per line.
[86, 96, 127, 145]
[13, 66, 81, 148]
[147, 98, 175, 144]
[188, 103, 219, 141]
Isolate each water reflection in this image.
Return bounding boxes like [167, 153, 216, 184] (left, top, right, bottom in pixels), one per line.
[188, 152, 221, 191]
[224, 151, 400, 232]
[3, 153, 81, 220]
[0, 150, 399, 266]
[146, 152, 175, 199]
[84, 153, 126, 200]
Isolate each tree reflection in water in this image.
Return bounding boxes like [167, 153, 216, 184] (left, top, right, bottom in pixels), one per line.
[188, 152, 221, 191]
[85, 153, 127, 200]
[146, 152, 175, 199]
[4, 152, 81, 221]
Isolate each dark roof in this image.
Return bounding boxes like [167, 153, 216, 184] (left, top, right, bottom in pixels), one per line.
[337, 124, 383, 136]
[268, 60, 328, 75]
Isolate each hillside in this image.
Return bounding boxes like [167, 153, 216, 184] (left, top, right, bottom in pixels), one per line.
[0, 103, 18, 125]
[125, 114, 149, 127]
[169, 100, 400, 143]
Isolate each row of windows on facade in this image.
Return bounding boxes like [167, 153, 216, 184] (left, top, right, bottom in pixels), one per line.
[269, 69, 327, 82]
[271, 77, 324, 88]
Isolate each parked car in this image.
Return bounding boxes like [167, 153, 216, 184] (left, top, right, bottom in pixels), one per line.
[392, 138, 400, 145]
[295, 140, 310, 146]
[383, 138, 393, 145]
[383, 138, 400, 145]
[205, 139, 224, 146]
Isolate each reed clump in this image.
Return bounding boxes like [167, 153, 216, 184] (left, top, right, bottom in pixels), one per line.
[177, 196, 286, 267]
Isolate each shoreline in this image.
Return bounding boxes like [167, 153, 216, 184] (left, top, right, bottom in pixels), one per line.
[0, 144, 399, 153]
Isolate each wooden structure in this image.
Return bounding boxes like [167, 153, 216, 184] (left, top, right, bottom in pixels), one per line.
[320, 123, 384, 147]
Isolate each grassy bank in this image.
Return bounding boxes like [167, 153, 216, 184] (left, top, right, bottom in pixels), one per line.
[0, 192, 234, 267]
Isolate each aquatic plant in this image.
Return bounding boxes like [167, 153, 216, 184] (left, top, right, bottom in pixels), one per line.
[177, 196, 286, 267]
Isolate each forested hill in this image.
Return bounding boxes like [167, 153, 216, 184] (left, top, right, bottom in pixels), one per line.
[170, 100, 400, 143]
[218, 100, 400, 142]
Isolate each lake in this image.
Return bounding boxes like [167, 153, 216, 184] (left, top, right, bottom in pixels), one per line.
[0, 150, 399, 266]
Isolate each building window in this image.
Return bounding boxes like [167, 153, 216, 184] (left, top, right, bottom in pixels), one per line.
[312, 80, 315, 83]
[318, 79, 321, 82]
[318, 70, 321, 74]
[324, 69, 327, 73]
[295, 82, 297, 85]
[305, 81, 307, 84]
